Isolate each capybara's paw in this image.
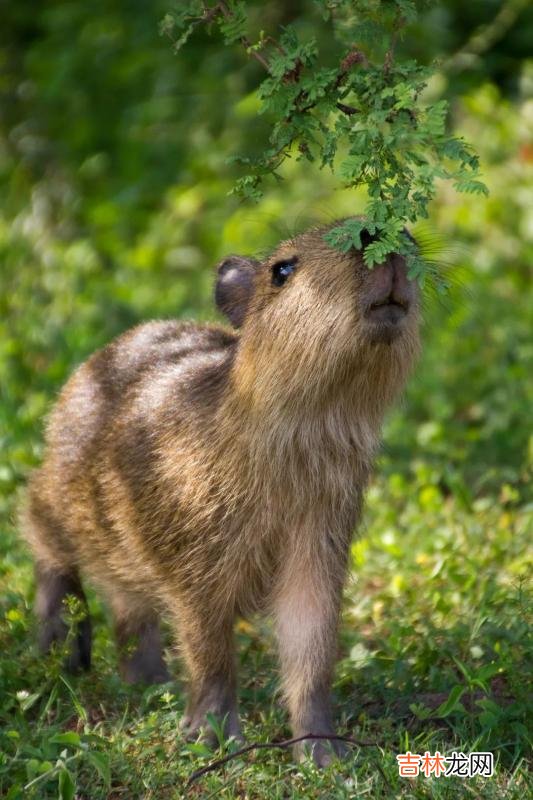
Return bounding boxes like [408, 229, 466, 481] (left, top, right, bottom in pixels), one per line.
[293, 735, 349, 768]
[120, 654, 170, 685]
[180, 707, 243, 746]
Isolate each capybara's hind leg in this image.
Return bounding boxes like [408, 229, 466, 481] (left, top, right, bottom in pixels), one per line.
[35, 563, 92, 673]
[112, 599, 170, 684]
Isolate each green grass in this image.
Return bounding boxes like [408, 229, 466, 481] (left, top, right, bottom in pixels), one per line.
[0, 461, 531, 798]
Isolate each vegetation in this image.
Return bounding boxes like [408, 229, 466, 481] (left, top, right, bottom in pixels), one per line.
[0, 1, 532, 797]
[162, 0, 488, 276]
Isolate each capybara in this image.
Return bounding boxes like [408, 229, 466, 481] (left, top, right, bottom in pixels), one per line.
[22, 221, 420, 765]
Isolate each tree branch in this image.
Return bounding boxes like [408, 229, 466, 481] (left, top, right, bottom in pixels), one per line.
[384, 11, 404, 75]
[336, 102, 358, 116]
[215, 0, 271, 71]
[186, 731, 384, 788]
[210, 2, 362, 117]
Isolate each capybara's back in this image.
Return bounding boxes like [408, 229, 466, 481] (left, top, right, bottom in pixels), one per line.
[24, 320, 236, 676]
[22, 222, 420, 765]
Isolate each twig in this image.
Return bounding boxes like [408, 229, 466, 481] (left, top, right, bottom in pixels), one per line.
[332, 50, 367, 117]
[336, 102, 358, 116]
[210, 2, 363, 118]
[262, 34, 287, 56]
[186, 731, 380, 787]
[384, 12, 404, 74]
[216, 0, 271, 71]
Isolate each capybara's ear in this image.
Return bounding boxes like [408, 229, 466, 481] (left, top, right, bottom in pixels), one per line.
[215, 255, 259, 329]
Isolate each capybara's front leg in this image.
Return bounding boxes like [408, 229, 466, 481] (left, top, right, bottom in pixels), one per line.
[177, 607, 242, 745]
[273, 546, 348, 767]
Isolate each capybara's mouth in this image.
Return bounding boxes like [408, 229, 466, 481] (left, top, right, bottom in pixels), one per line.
[366, 296, 409, 325]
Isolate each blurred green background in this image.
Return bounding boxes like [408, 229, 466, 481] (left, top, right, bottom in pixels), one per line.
[0, 2, 532, 797]
[1, 0, 532, 499]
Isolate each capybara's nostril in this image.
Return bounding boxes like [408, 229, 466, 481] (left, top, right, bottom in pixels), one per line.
[391, 254, 414, 308]
[366, 261, 394, 305]
[363, 254, 414, 330]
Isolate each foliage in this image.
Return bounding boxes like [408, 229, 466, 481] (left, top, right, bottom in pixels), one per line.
[162, 0, 488, 274]
[0, 0, 532, 797]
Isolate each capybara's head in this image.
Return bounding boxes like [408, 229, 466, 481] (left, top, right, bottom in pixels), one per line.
[216, 222, 421, 407]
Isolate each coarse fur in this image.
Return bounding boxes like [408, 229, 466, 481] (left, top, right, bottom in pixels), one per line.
[21, 221, 421, 766]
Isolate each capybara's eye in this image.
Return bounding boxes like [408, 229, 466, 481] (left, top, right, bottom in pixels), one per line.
[271, 258, 298, 287]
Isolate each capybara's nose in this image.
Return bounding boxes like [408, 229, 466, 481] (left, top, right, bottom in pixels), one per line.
[364, 254, 414, 311]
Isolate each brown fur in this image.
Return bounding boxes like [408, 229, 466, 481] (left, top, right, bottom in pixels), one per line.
[21, 222, 420, 765]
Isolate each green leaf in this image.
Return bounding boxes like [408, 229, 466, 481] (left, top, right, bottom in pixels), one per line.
[217, 1, 247, 45]
[17, 691, 41, 712]
[184, 741, 212, 756]
[50, 732, 82, 747]
[57, 768, 75, 800]
[339, 155, 365, 181]
[434, 685, 466, 718]
[87, 751, 111, 787]
[393, 0, 419, 24]
[409, 702, 431, 720]
[324, 218, 367, 252]
[363, 239, 392, 267]
[59, 675, 88, 723]
[454, 178, 489, 196]
[205, 711, 225, 747]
